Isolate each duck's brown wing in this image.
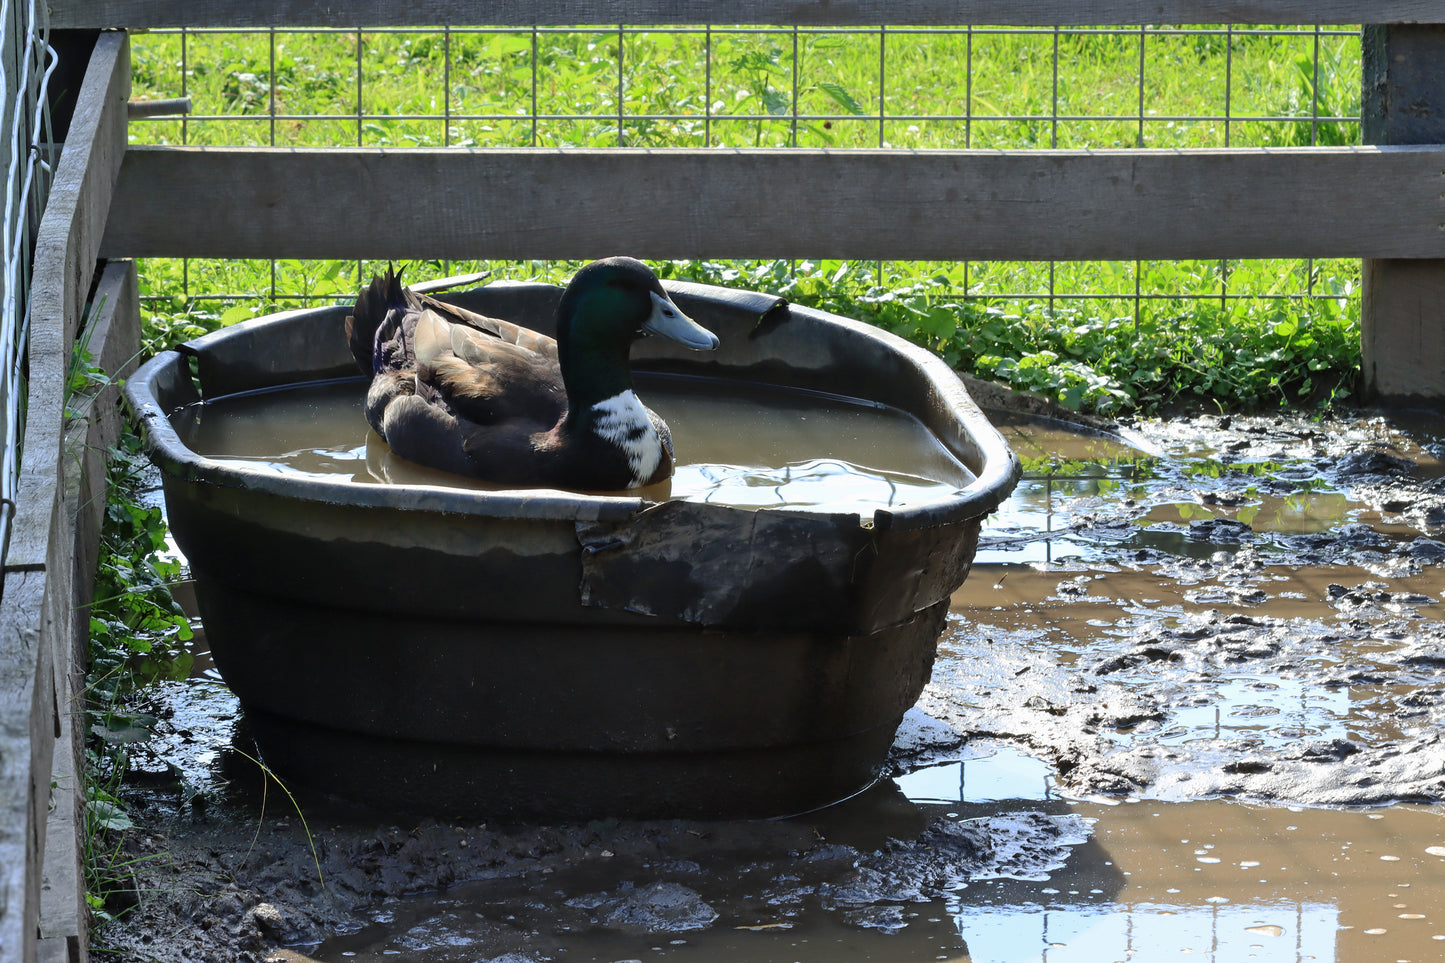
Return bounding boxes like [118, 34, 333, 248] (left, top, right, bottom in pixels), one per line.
[413, 309, 565, 426]
[418, 292, 558, 360]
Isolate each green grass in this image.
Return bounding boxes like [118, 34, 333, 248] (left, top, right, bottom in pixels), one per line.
[129, 25, 1360, 149]
[126, 24, 1365, 414]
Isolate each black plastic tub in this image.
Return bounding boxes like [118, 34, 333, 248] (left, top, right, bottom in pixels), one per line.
[124, 278, 1020, 820]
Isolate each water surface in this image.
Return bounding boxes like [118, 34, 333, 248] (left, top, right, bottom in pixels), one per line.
[172, 375, 976, 514]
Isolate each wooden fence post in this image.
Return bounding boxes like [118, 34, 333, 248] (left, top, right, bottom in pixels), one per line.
[1360, 24, 1445, 402]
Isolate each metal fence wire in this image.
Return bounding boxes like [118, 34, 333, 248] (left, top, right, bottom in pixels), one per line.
[1, 0, 56, 559]
[126, 23, 1362, 322]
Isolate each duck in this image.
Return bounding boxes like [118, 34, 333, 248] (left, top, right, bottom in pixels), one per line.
[344, 256, 719, 490]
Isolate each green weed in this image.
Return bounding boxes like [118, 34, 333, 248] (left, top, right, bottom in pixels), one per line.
[134, 254, 1361, 415]
[654, 258, 1360, 413]
[89, 434, 194, 689]
[83, 429, 195, 928]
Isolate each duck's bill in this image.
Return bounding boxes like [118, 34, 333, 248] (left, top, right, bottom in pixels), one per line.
[644, 291, 720, 350]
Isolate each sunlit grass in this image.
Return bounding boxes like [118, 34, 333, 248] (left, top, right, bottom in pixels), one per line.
[129, 24, 1360, 149]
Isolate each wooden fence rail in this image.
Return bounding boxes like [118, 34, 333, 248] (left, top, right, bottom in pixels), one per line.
[0, 32, 131, 963]
[102, 144, 1445, 262]
[7, 5, 1445, 962]
[49, 0, 1445, 28]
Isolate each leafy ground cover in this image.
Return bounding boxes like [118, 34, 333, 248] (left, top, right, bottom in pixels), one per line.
[137, 254, 1360, 415]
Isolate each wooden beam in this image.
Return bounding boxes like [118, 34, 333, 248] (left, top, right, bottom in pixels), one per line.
[64, 261, 143, 635]
[102, 144, 1445, 262]
[1361, 24, 1445, 401]
[36, 261, 142, 963]
[7, 37, 129, 553]
[0, 32, 129, 963]
[0, 567, 59, 963]
[45, 0, 1439, 29]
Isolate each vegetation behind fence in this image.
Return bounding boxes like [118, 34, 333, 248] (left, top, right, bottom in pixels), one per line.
[121, 22, 1367, 411]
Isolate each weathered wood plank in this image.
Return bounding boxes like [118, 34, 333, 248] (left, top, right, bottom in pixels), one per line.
[1361, 25, 1445, 401]
[36, 937, 73, 963]
[36, 261, 141, 963]
[7, 32, 128, 554]
[101, 144, 1445, 262]
[45, 0, 1438, 28]
[1362, 258, 1445, 399]
[38, 703, 81, 960]
[0, 567, 60, 963]
[66, 261, 142, 630]
[47, 36, 130, 351]
[0, 33, 129, 963]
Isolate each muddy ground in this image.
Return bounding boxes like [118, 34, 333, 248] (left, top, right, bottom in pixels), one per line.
[97, 404, 1445, 962]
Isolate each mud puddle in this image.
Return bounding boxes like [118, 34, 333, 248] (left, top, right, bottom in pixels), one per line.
[285, 752, 1445, 963]
[103, 406, 1445, 963]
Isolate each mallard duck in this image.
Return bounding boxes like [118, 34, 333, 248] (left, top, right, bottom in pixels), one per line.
[345, 257, 718, 490]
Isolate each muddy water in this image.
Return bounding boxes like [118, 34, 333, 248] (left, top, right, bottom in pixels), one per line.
[274, 764, 1445, 963]
[173, 376, 974, 512]
[897, 756, 1445, 963]
[113, 405, 1445, 963]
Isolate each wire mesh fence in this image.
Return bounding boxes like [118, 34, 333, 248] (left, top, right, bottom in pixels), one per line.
[1, 0, 56, 558]
[125, 23, 1363, 334]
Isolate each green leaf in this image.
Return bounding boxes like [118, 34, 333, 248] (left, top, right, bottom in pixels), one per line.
[220, 303, 256, 326]
[761, 89, 791, 116]
[919, 306, 959, 339]
[817, 82, 867, 116]
[91, 716, 154, 745]
[488, 34, 532, 58]
[88, 798, 134, 832]
[731, 49, 785, 74]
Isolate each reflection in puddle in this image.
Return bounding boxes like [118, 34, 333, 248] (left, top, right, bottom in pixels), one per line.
[893, 410, 1445, 963]
[885, 750, 1445, 963]
[951, 900, 1338, 963]
[268, 748, 1445, 963]
[947, 556, 1435, 750]
[951, 801, 1445, 963]
[896, 745, 1057, 805]
[1151, 677, 1353, 747]
[979, 411, 1443, 567]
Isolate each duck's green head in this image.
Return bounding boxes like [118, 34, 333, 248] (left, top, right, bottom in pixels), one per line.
[556, 258, 719, 386]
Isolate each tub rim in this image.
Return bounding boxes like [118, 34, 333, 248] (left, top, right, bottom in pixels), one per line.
[123, 276, 1021, 530]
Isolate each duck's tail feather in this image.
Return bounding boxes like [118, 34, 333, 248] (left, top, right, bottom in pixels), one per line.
[346, 266, 423, 375]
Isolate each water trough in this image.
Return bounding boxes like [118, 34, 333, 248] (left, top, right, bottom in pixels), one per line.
[123, 278, 1020, 820]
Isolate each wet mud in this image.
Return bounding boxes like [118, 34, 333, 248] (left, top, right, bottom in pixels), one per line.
[101, 405, 1445, 963]
[934, 407, 1445, 809]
